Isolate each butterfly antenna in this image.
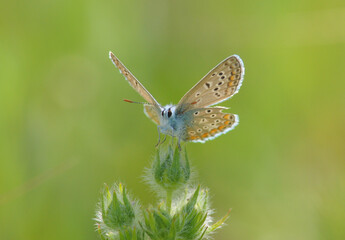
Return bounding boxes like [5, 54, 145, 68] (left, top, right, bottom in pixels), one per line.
[123, 99, 150, 105]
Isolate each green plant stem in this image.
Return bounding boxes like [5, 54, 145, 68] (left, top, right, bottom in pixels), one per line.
[166, 190, 172, 213]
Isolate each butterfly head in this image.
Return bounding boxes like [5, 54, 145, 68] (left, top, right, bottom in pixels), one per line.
[159, 104, 184, 137]
[161, 105, 176, 119]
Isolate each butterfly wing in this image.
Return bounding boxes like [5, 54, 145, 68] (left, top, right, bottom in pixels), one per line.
[176, 55, 244, 113]
[144, 105, 161, 125]
[109, 51, 160, 107]
[182, 107, 238, 142]
[109, 52, 162, 125]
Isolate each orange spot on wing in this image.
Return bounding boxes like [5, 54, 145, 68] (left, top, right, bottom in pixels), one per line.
[210, 129, 218, 135]
[218, 125, 225, 131]
[224, 120, 231, 125]
[201, 133, 209, 138]
[190, 136, 199, 140]
[230, 75, 235, 81]
[228, 81, 236, 86]
[223, 114, 230, 120]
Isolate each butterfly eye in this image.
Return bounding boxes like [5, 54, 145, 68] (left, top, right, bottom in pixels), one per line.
[168, 109, 172, 118]
[161, 110, 164, 116]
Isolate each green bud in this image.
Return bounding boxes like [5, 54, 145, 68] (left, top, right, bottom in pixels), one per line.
[152, 145, 190, 192]
[174, 186, 208, 240]
[141, 207, 174, 240]
[118, 227, 145, 240]
[95, 183, 144, 240]
[140, 186, 228, 240]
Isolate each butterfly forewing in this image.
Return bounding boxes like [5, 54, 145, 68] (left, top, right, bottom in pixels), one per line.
[183, 107, 238, 142]
[109, 52, 160, 107]
[177, 55, 244, 113]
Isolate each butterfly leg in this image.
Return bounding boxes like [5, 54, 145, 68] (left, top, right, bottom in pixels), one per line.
[161, 135, 167, 145]
[155, 127, 161, 148]
[178, 138, 181, 151]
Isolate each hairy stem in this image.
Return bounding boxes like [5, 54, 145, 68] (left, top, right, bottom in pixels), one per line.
[166, 190, 172, 213]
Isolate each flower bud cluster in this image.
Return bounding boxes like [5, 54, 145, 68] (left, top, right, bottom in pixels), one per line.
[95, 144, 229, 240]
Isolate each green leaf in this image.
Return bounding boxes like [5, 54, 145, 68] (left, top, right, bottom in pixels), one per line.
[185, 186, 200, 214]
[167, 218, 176, 239]
[154, 150, 163, 182]
[208, 209, 231, 233]
[168, 145, 181, 183]
[183, 148, 190, 182]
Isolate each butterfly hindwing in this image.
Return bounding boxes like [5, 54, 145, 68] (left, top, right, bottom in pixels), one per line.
[144, 105, 161, 125]
[183, 107, 238, 142]
[177, 55, 244, 113]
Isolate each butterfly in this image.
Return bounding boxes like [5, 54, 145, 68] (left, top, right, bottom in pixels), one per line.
[109, 51, 245, 148]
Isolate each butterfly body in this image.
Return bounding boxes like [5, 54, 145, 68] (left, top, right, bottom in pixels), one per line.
[152, 104, 193, 141]
[109, 52, 245, 145]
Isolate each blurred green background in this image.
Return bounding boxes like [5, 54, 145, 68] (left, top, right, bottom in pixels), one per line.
[1, 0, 345, 239]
